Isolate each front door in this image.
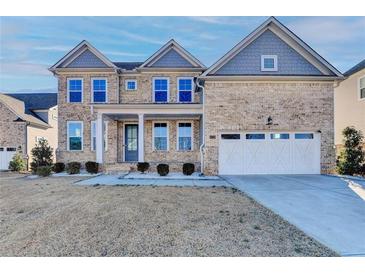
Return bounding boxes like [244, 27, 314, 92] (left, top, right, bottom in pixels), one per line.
[125, 124, 138, 162]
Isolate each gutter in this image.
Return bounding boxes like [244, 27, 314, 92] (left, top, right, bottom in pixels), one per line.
[196, 78, 205, 175]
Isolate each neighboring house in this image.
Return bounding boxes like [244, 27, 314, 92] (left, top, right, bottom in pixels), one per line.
[0, 93, 58, 170]
[335, 59, 365, 149]
[49, 17, 343, 175]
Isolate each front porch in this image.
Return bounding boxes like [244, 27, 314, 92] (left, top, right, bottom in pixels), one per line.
[93, 103, 203, 173]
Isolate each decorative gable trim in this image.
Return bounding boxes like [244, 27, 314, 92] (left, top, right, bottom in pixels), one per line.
[202, 17, 343, 78]
[49, 40, 117, 71]
[140, 39, 206, 69]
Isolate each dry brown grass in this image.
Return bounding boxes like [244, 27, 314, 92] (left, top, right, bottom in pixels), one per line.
[0, 174, 337, 256]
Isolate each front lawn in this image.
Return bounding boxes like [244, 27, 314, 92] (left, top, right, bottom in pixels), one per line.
[0, 175, 337, 256]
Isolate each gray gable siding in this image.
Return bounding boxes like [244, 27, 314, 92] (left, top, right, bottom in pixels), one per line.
[214, 30, 323, 76]
[150, 48, 194, 68]
[66, 49, 108, 68]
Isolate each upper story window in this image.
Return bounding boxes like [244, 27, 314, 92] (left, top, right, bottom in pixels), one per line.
[360, 76, 365, 100]
[67, 121, 83, 151]
[178, 78, 193, 103]
[177, 122, 192, 151]
[153, 78, 169, 103]
[261, 55, 278, 72]
[153, 122, 168, 151]
[67, 78, 83, 103]
[125, 80, 137, 91]
[92, 78, 107, 103]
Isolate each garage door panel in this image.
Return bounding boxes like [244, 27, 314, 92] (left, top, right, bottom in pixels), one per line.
[219, 132, 320, 175]
[269, 141, 292, 174]
[219, 140, 244, 175]
[243, 142, 270, 174]
[0, 147, 17, 170]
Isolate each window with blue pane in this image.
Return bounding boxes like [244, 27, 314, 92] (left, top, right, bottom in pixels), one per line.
[178, 123, 192, 150]
[154, 123, 168, 150]
[93, 79, 106, 103]
[126, 80, 137, 91]
[264, 58, 275, 69]
[154, 78, 168, 103]
[68, 122, 83, 151]
[68, 79, 82, 102]
[178, 78, 193, 102]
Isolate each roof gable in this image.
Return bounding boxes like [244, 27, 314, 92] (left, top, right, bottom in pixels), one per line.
[203, 17, 343, 78]
[49, 41, 117, 70]
[66, 49, 109, 68]
[140, 39, 205, 69]
[150, 48, 194, 68]
[215, 29, 323, 76]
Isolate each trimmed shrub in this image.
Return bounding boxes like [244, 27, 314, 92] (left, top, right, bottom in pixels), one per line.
[53, 162, 65, 173]
[66, 162, 81, 174]
[30, 139, 53, 174]
[85, 161, 99, 174]
[8, 153, 26, 172]
[157, 164, 169, 176]
[337, 127, 364, 175]
[183, 163, 195, 176]
[137, 162, 150, 173]
[36, 166, 52, 177]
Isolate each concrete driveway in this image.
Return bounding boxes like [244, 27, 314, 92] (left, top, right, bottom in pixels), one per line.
[223, 175, 365, 256]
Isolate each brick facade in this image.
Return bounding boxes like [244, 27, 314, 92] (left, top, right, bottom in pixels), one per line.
[119, 72, 201, 103]
[0, 101, 27, 159]
[56, 72, 202, 170]
[203, 81, 335, 175]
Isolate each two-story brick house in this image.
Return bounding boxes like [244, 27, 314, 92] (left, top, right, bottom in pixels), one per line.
[49, 17, 343, 175]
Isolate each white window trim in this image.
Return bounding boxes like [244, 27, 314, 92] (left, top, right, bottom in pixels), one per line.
[261, 55, 278, 72]
[152, 77, 170, 103]
[125, 79, 137, 91]
[152, 121, 169, 151]
[67, 121, 83, 151]
[176, 121, 194, 151]
[177, 77, 194, 103]
[91, 121, 108, 152]
[359, 75, 365, 101]
[67, 78, 83, 103]
[91, 77, 108, 103]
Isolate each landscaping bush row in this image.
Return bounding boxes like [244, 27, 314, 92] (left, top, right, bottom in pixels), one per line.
[137, 162, 195, 176]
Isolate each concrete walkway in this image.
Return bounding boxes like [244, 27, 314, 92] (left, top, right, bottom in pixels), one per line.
[76, 174, 230, 187]
[223, 175, 365, 256]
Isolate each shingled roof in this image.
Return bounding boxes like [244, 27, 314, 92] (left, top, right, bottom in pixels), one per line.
[113, 62, 144, 70]
[344, 59, 365, 77]
[6, 93, 57, 115]
[0, 93, 54, 128]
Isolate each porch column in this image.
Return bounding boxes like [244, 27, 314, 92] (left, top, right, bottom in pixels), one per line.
[96, 113, 104, 164]
[138, 113, 144, 162]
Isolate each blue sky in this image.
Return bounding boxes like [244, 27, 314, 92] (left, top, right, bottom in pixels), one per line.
[0, 16, 364, 93]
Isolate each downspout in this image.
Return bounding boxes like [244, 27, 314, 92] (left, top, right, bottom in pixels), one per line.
[196, 78, 205, 175]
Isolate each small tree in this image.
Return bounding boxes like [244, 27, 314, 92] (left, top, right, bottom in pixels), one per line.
[30, 139, 53, 173]
[8, 153, 26, 171]
[337, 127, 365, 175]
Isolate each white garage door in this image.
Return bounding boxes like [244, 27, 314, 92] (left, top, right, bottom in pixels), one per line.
[219, 132, 320, 175]
[0, 147, 17, 170]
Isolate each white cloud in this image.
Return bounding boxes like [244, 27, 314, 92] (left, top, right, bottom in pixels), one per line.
[199, 33, 219, 40]
[115, 30, 163, 45]
[34, 45, 72, 52]
[287, 17, 365, 44]
[0, 61, 51, 76]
